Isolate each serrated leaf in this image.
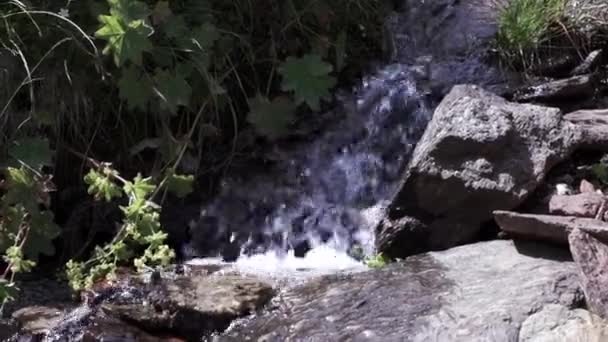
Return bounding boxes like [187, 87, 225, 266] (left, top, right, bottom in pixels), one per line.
[165, 173, 194, 198]
[118, 65, 152, 110]
[279, 54, 336, 111]
[9, 138, 53, 169]
[2, 168, 36, 209]
[84, 169, 122, 202]
[124, 174, 155, 199]
[153, 68, 192, 113]
[247, 95, 296, 140]
[96, 15, 153, 66]
[23, 211, 61, 260]
[108, 0, 150, 22]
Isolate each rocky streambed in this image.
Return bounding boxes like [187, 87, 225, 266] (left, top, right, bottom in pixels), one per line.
[9, 0, 608, 341]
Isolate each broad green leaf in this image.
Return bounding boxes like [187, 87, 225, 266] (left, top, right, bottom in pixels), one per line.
[163, 14, 187, 39]
[0, 279, 17, 303]
[165, 173, 194, 198]
[19, 210, 61, 261]
[8, 138, 53, 169]
[2, 169, 36, 210]
[0, 205, 26, 252]
[151, 47, 174, 67]
[247, 95, 296, 140]
[152, 1, 172, 25]
[192, 22, 219, 51]
[153, 68, 192, 113]
[108, 0, 150, 22]
[176, 62, 194, 79]
[118, 65, 152, 110]
[279, 54, 336, 111]
[592, 163, 608, 184]
[96, 16, 153, 66]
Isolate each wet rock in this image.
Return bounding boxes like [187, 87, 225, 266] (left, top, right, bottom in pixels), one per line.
[376, 85, 580, 258]
[549, 192, 606, 218]
[103, 274, 275, 341]
[80, 312, 184, 342]
[0, 319, 19, 341]
[531, 54, 577, 78]
[580, 179, 597, 193]
[493, 211, 608, 244]
[218, 240, 583, 341]
[511, 74, 596, 103]
[519, 304, 608, 342]
[571, 49, 604, 76]
[569, 228, 608, 319]
[565, 109, 608, 151]
[12, 306, 63, 335]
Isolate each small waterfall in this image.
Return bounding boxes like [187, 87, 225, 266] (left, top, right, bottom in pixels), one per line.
[182, 0, 509, 270]
[185, 63, 434, 271]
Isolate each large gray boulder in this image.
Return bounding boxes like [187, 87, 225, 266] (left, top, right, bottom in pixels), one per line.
[217, 240, 583, 341]
[376, 85, 581, 258]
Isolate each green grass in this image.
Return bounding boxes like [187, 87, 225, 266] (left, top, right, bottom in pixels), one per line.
[495, 0, 567, 64]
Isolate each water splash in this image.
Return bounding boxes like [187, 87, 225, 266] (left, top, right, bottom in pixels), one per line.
[186, 63, 433, 268]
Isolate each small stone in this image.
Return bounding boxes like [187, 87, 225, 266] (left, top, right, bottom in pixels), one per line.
[12, 305, 64, 335]
[580, 179, 596, 193]
[549, 192, 606, 218]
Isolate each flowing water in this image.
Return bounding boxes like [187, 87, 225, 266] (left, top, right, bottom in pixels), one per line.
[13, 2, 513, 340]
[184, 62, 434, 276]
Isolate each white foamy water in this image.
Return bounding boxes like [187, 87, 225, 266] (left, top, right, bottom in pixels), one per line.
[188, 244, 367, 283]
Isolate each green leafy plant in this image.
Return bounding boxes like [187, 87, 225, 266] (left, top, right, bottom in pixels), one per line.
[592, 163, 608, 185]
[66, 164, 183, 291]
[1, 138, 60, 309]
[364, 253, 390, 269]
[0, 0, 387, 301]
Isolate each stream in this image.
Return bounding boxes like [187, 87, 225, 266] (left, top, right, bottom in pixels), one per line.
[10, 1, 513, 340]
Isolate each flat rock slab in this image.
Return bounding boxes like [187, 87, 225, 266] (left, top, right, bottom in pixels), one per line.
[512, 74, 596, 103]
[102, 275, 275, 341]
[494, 211, 608, 244]
[218, 240, 582, 341]
[569, 228, 608, 319]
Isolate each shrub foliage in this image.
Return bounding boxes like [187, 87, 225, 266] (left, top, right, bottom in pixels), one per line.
[0, 0, 386, 306]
